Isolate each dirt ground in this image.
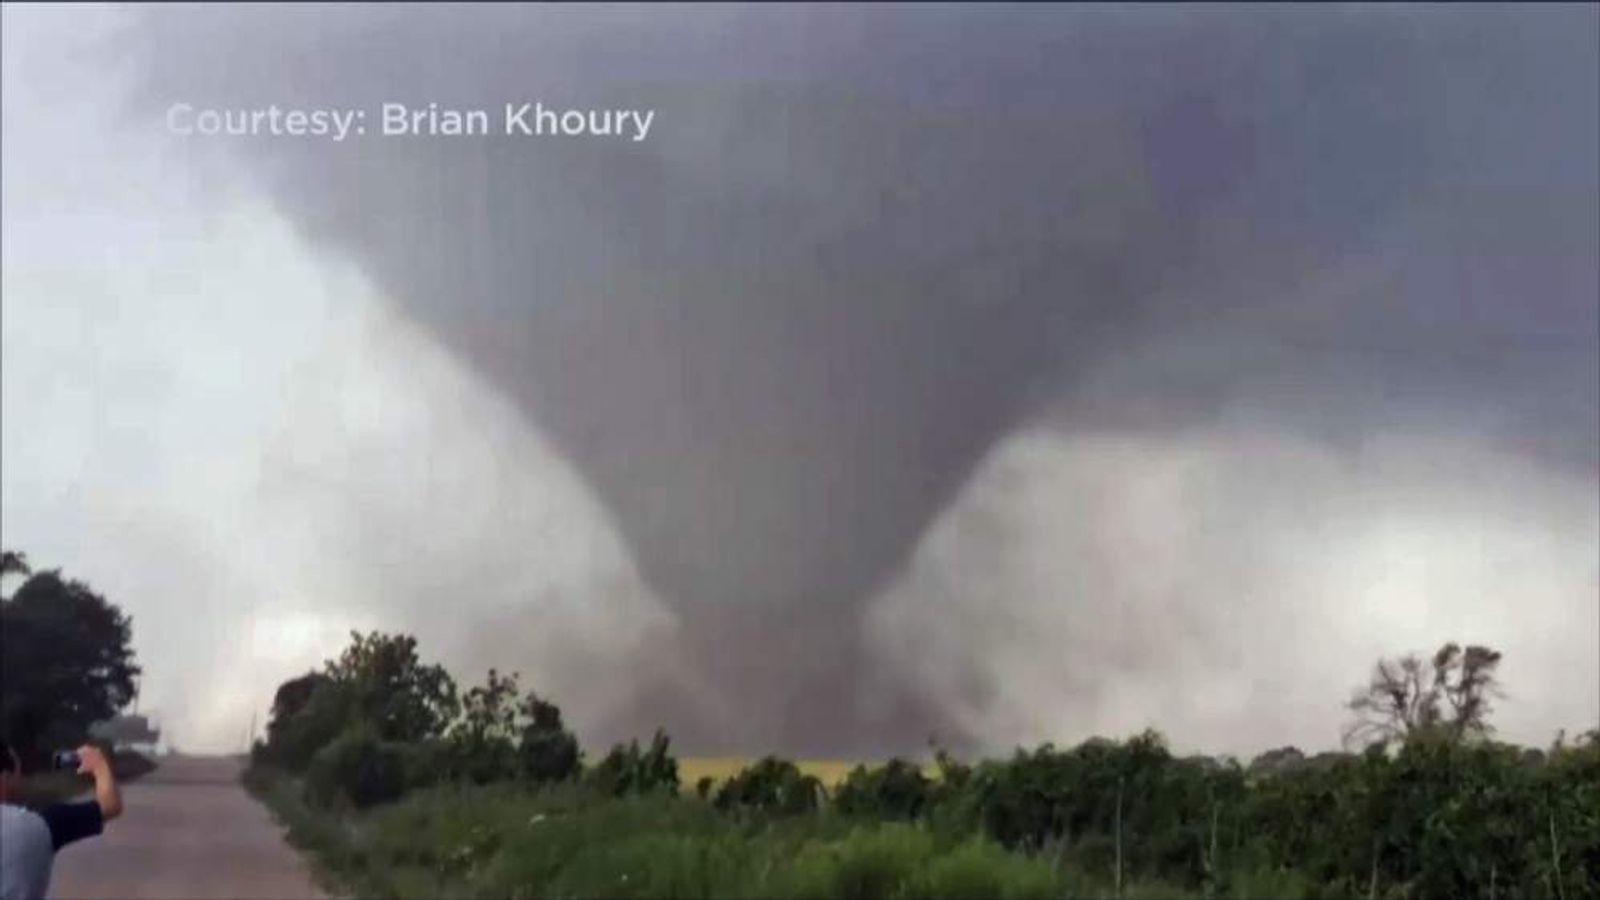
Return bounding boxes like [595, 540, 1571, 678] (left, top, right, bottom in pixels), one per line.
[48, 755, 325, 900]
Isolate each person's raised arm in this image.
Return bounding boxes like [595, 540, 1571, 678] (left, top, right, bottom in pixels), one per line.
[76, 745, 122, 821]
[38, 746, 119, 851]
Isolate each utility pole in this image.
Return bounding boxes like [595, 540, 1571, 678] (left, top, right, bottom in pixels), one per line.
[1115, 775, 1125, 899]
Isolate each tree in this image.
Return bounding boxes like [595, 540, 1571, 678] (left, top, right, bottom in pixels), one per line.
[259, 672, 345, 771]
[0, 550, 30, 583]
[1345, 641, 1503, 750]
[517, 691, 580, 783]
[587, 729, 679, 797]
[324, 631, 459, 743]
[446, 668, 522, 783]
[0, 564, 140, 763]
[303, 723, 408, 810]
[1247, 746, 1307, 778]
[271, 671, 332, 724]
[835, 757, 934, 819]
[442, 669, 581, 784]
[258, 633, 458, 772]
[712, 755, 819, 815]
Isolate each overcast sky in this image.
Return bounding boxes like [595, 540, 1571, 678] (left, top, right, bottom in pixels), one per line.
[2, 4, 1595, 757]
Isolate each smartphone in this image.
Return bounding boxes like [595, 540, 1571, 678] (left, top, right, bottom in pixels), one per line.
[52, 750, 81, 771]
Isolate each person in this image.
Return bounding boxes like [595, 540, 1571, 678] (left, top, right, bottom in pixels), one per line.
[0, 739, 123, 900]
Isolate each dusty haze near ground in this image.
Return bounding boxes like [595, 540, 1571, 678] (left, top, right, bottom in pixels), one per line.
[2, 5, 1595, 756]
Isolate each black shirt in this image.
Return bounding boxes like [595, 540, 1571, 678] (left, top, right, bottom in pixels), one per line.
[38, 801, 103, 851]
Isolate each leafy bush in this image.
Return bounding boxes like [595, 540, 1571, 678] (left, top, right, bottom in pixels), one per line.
[713, 756, 823, 816]
[445, 668, 521, 785]
[258, 632, 459, 773]
[257, 634, 581, 790]
[325, 631, 459, 744]
[443, 669, 582, 786]
[517, 693, 580, 783]
[539, 830, 751, 899]
[304, 725, 408, 810]
[261, 677, 354, 773]
[834, 757, 934, 820]
[952, 729, 1204, 856]
[394, 738, 450, 792]
[775, 823, 936, 899]
[587, 728, 679, 797]
[903, 837, 1062, 900]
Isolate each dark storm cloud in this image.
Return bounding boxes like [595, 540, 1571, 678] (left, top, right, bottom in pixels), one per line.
[120, 5, 1597, 753]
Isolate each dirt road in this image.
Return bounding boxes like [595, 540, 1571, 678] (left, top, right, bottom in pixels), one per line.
[49, 755, 326, 900]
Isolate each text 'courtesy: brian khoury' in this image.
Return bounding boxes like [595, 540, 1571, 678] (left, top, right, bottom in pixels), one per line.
[165, 102, 656, 142]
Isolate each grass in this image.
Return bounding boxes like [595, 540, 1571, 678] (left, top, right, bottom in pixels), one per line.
[241, 766, 1304, 899]
[244, 767, 1075, 900]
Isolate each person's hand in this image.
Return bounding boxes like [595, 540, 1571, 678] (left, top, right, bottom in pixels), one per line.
[76, 743, 123, 820]
[75, 744, 112, 777]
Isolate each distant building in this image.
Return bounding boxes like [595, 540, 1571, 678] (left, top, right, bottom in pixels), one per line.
[89, 714, 162, 754]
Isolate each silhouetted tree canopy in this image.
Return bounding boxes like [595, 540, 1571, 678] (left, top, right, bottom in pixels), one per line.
[0, 550, 30, 580]
[1344, 641, 1504, 750]
[0, 552, 140, 763]
[272, 671, 333, 724]
[325, 630, 459, 743]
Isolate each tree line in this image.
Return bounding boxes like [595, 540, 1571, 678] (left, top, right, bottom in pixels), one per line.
[255, 628, 1599, 898]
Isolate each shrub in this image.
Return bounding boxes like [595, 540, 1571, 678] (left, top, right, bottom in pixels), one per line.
[262, 677, 353, 773]
[517, 694, 580, 783]
[834, 757, 934, 820]
[820, 824, 935, 898]
[304, 725, 408, 810]
[445, 668, 520, 785]
[258, 633, 460, 773]
[395, 738, 450, 792]
[904, 837, 1061, 900]
[713, 756, 823, 816]
[769, 823, 930, 898]
[540, 831, 751, 899]
[444, 670, 583, 786]
[766, 823, 1064, 899]
[586, 729, 679, 797]
[325, 631, 459, 744]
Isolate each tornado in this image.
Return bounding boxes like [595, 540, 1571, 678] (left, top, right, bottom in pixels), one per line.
[115, 5, 1598, 754]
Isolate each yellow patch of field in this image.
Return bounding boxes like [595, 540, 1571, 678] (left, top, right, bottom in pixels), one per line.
[677, 757, 944, 794]
[678, 757, 862, 791]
